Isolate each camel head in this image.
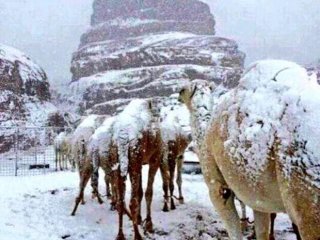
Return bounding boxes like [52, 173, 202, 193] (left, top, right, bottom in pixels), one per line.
[178, 80, 215, 112]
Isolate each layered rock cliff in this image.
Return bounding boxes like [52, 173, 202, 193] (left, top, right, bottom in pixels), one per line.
[0, 44, 64, 152]
[70, 0, 245, 115]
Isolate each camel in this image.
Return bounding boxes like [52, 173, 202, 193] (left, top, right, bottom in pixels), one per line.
[110, 99, 164, 240]
[70, 114, 105, 211]
[158, 94, 192, 211]
[54, 131, 74, 171]
[179, 60, 320, 240]
[71, 117, 115, 216]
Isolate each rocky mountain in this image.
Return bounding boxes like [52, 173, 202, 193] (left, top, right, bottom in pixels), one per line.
[0, 44, 67, 153]
[306, 62, 320, 83]
[70, 0, 245, 115]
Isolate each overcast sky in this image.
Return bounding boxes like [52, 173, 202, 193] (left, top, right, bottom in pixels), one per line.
[1, 0, 319, 85]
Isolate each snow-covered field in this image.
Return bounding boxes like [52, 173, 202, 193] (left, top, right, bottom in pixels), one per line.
[0, 168, 296, 240]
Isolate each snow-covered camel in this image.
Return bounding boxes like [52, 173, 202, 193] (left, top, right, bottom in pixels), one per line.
[54, 131, 73, 171]
[111, 99, 164, 240]
[70, 114, 105, 214]
[159, 94, 192, 211]
[71, 116, 115, 216]
[179, 60, 320, 240]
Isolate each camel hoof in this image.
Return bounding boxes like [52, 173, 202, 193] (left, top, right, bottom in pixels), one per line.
[269, 234, 275, 240]
[71, 212, 75, 216]
[81, 201, 86, 205]
[144, 219, 154, 233]
[170, 199, 176, 210]
[134, 234, 143, 240]
[162, 204, 169, 212]
[179, 197, 184, 204]
[110, 204, 116, 211]
[115, 232, 126, 240]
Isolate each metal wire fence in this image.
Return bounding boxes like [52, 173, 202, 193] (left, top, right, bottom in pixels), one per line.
[0, 127, 73, 176]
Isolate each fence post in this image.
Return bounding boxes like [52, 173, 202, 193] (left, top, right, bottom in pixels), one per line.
[43, 127, 46, 174]
[14, 127, 19, 177]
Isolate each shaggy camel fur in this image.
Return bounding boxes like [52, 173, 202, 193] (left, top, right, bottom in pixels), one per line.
[179, 61, 320, 240]
[111, 99, 164, 240]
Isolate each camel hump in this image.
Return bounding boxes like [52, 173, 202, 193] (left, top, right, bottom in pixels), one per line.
[219, 60, 320, 186]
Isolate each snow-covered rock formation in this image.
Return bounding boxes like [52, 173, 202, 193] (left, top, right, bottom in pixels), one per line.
[0, 44, 63, 152]
[70, 0, 245, 115]
[306, 62, 320, 83]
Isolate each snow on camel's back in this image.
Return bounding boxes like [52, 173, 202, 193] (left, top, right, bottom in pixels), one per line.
[109, 99, 165, 240]
[179, 60, 320, 240]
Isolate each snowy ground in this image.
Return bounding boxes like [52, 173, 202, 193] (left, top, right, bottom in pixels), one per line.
[0, 168, 296, 240]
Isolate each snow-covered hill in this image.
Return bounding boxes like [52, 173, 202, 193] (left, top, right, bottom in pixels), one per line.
[0, 44, 67, 152]
[70, 0, 245, 115]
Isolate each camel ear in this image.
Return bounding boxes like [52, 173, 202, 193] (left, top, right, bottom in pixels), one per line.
[190, 85, 197, 99]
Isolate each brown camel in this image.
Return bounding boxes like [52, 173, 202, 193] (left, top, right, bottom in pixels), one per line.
[158, 94, 192, 211]
[70, 139, 104, 216]
[179, 60, 320, 240]
[110, 99, 164, 240]
[160, 133, 191, 211]
[70, 115, 107, 215]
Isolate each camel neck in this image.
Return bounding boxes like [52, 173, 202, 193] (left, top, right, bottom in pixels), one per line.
[190, 104, 212, 150]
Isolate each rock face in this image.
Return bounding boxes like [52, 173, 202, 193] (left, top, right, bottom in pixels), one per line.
[306, 63, 320, 83]
[0, 44, 63, 153]
[70, 0, 245, 115]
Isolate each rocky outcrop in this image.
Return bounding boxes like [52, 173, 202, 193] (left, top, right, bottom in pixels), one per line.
[70, 0, 245, 115]
[0, 44, 65, 153]
[306, 63, 320, 83]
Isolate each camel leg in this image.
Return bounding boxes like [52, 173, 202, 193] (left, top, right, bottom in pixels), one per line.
[65, 153, 68, 170]
[160, 161, 170, 212]
[90, 164, 103, 204]
[105, 174, 112, 199]
[275, 164, 320, 240]
[239, 200, 249, 232]
[115, 172, 126, 240]
[168, 156, 176, 210]
[110, 178, 117, 211]
[59, 153, 63, 171]
[137, 173, 143, 225]
[176, 155, 184, 204]
[268, 213, 276, 240]
[129, 166, 143, 240]
[292, 223, 301, 240]
[91, 170, 103, 204]
[202, 153, 242, 240]
[55, 149, 58, 171]
[253, 210, 270, 240]
[71, 166, 92, 216]
[144, 161, 159, 234]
